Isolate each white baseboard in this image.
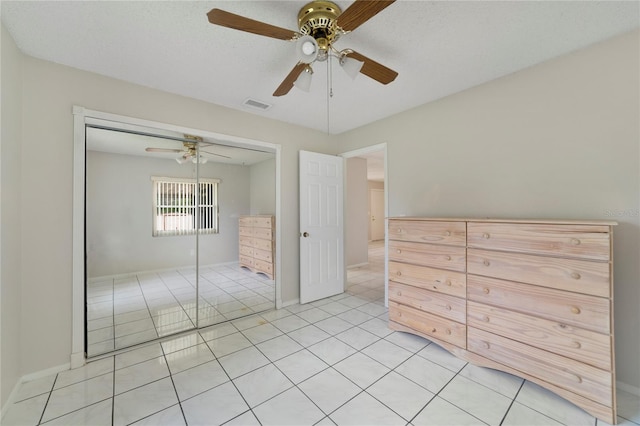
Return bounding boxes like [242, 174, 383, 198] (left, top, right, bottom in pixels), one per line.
[617, 380, 640, 396]
[88, 260, 240, 283]
[281, 298, 300, 308]
[2, 362, 70, 420]
[70, 351, 85, 369]
[1, 378, 21, 421]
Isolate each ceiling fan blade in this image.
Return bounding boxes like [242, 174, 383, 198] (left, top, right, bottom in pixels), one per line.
[273, 62, 307, 97]
[346, 51, 398, 84]
[207, 8, 299, 41]
[201, 150, 232, 159]
[146, 147, 183, 153]
[337, 0, 396, 32]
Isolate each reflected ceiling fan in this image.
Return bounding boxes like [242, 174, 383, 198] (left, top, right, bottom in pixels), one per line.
[145, 136, 231, 164]
[207, 0, 398, 96]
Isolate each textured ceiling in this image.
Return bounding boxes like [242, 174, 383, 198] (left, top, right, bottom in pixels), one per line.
[2, 1, 638, 134]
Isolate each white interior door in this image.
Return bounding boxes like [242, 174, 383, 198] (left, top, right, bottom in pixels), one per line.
[299, 150, 344, 304]
[370, 189, 385, 241]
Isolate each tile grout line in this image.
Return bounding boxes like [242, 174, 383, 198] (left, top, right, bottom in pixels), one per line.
[111, 355, 115, 426]
[35, 372, 58, 425]
[159, 338, 189, 426]
[498, 380, 526, 426]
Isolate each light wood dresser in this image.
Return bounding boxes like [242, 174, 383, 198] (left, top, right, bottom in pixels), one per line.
[239, 215, 275, 279]
[388, 217, 617, 424]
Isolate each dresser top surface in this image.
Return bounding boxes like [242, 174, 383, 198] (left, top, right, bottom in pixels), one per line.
[388, 217, 618, 226]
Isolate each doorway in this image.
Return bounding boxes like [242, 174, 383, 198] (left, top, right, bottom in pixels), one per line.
[341, 144, 388, 306]
[72, 107, 281, 364]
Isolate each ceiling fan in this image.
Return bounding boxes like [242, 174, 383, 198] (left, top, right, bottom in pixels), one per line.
[145, 136, 231, 164]
[207, 0, 398, 96]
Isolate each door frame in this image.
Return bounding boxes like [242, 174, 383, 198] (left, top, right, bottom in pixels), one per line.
[339, 143, 388, 306]
[71, 106, 282, 367]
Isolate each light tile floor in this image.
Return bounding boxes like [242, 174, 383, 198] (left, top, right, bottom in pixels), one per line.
[87, 263, 275, 356]
[4, 242, 639, 426]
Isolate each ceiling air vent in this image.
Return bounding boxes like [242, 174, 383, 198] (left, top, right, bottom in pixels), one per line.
[243, 98, 272, 111]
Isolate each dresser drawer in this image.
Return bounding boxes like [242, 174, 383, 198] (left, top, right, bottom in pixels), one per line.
[389, 220, 466, 246]
[253, 216, 274, 228]
[467, 275, 610, 334]
[239, 255, 254, 268]
[389, 282, 466, 323]
[467, 248, 611, 298]
[253, 227, 273, 240]
[253, 248, 273, 262]
[389, 261, 466, 298]
[389, 241, 466, 272]
[390, 301, 466, 348]
[468, 327, 613, 406]
[254, 259, 273, 275]
[467, 223, 611, 261]
[239, 216, 253, 227]
[252, 237, 274, 252]
[239, 245, 253, 257]
[467, 301, 612, 370]
[239, 226, 253, 237]
[239, 236, 253, 247]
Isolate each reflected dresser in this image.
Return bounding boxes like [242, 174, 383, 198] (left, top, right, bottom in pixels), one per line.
[388, 217, 617, 424]
[239, 215, 275, 279]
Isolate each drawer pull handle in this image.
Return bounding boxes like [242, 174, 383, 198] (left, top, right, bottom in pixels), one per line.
[483, 233, 490, 239]
[397, 228, 402, 233]
[396, 249, 402, 254]
[397, 291, 402, 296]
[571, 272, 581, 280]
[445, 305, 452, 311]
[445, 231, 451, 236]
[446, 280, 452, 286]
[431, 327, 437, 333]
[572, 341, 582, 349]
[571, 306, 581, 315]
[396, 271, 402, 276]
[445, 255, 452, 261]
[483, 288, 490, 294]
[483, 260, 490, 266]
[571, 238, 581, 245]
[445, 329, 452, 335]
[571, 373, 583, 384]
[483, 341, 490, 349]
[483, 316, 490, 322]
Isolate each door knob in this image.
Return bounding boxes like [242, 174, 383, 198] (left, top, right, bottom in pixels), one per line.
[302, 232, 309, 238]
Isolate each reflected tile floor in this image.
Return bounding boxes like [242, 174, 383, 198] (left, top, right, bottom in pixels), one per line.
[86, 263, 275, 356]
[5, 291, 639, 425]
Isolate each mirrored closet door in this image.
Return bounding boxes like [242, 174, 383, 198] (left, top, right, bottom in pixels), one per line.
[85, 123, 276, 357]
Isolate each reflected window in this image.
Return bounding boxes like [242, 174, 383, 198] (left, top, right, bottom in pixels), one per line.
[152, 176, 219, 236]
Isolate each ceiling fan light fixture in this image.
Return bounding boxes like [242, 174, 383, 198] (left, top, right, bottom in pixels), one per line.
[176, 157, 189, 164]
[192, 156, 208, 164]
[340, 55, 364, 79]
[293, 65, 313, 92]
[296, 35, 319, 64]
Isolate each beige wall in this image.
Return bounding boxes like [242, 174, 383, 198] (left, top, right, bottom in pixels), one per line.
[86, 151, 251, 277]
[337, 30, 640, 389]
[16, 53, 333, 376]
[1, 24, 24, 408]
[249, 158, 276, 215]
[346, 157, 369, 266]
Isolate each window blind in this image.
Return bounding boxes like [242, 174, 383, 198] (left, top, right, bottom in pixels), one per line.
[151, 177, 219, 237]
